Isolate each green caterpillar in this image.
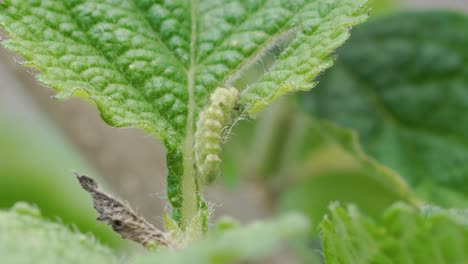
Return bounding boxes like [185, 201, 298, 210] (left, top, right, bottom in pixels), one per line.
[194, 87, 239, 184]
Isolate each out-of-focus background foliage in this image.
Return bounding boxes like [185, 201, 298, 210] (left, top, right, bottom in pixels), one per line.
[0, 0, 467, 258]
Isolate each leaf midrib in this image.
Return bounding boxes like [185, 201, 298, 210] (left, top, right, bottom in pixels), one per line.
[179, 0, 199, 227]
[187, 0, 197, 135]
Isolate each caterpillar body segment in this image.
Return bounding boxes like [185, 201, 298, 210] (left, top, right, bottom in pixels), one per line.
[194, 87, 239, 184]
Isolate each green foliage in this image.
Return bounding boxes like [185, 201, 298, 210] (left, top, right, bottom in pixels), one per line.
[221, 10, 468, 262]
[1, 202, 308, 263]
[0, 202, 117, 264]
[4, 0, 467, 263]
[0, 0, 370, 226]
[321, 202, 468, 263]
[303, 11, 468, 207]
[132, 213, 309, 264]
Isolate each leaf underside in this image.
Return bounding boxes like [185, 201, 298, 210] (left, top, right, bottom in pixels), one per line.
[0, 0, 369, 221]
[321, 202, 468, 263]
[304, 11, 468, 206]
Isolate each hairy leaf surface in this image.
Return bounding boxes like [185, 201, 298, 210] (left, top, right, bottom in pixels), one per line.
[321, 202, 468, 263]
[0, 0, 369, 220]
[303, 12, 468, 206]
[0, 203, 116, 264]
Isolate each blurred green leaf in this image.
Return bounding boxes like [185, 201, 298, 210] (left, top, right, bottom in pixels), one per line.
[303, 11, 468, 207]
[278, 117, 418, 233]
[0, 202, 117, 264]
[0, 117, 121, 248]
[133, 213, 309, 264]
[414, 181, 468, 209]
[321, 202, 468, 263]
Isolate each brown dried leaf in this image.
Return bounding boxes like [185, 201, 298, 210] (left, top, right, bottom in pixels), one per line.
[75, 173, 175, 248]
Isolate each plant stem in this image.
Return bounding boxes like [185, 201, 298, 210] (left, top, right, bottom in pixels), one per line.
[181, 134, 199, 230]
[180, 0, 203, 237]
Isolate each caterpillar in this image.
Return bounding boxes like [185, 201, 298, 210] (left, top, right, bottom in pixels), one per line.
[194, 87, 239, 184]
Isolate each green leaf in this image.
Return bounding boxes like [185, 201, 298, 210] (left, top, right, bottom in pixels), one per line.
[0, 202, 116, 264]
[237, 0, 369, 114]
[321, 202, 468, 263]
[132, 213, 309, 264]
[0, 0, 369, 224]
[303, 11, 468, 206]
